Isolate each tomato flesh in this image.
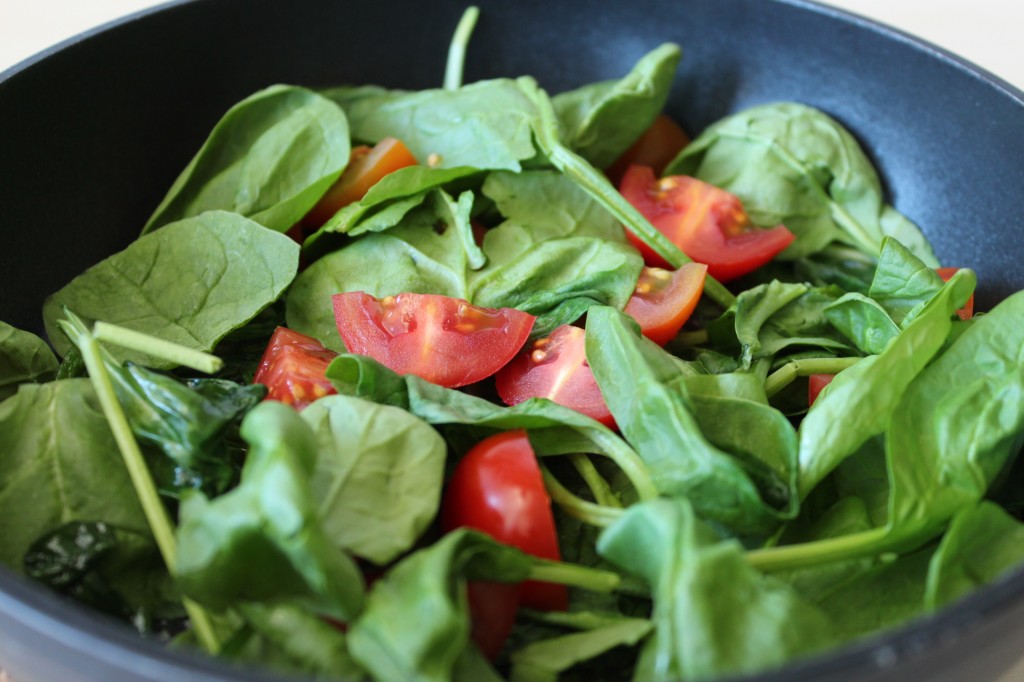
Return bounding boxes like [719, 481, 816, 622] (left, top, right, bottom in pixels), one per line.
[936, 267, 974, 320]
[605, 113, 690, 185]
[624, 263, 707, 345]
[619, 164, 795, 281]
[253, 327, 338, 409]
[304, 137, 418, 227]
[332, 291, 535, 388]
[495, 325, 614, 427]
[441, 430, 568, 611]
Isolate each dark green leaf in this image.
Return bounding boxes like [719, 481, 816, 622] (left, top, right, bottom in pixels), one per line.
[143, 85, 351, 233]
[0, 321, 58, 400]
[44, 211, 299, 367]
[867, 237, 945, 326]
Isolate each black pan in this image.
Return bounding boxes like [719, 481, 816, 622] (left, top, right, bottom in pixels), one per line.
[2, 0, 1023, 680]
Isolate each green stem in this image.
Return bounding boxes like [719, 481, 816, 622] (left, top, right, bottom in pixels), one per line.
[528, 560, 621, 594]
[518, 76, 736, 310]
[763, 356, 862, 398]
[58, 315, 221, 654]
[443, 6, 480, 90]
[746, 527, 888, 572]
[670, 330, 709, 348]
[541, 466, 623, 527]
[93, 321, 223, 374]
[578, 428, 659, 502]
[568, 453, 622, 508]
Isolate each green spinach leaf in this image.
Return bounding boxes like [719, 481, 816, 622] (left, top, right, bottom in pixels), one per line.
[553, 43, 680, 169]
[143, 85, 351, 233]
[44, 211, 299, 367]
[301, 394, 447, 565]
[509, 617, 652, 682]
[665, 102, 936, 263]
[0, 321, 59, 400]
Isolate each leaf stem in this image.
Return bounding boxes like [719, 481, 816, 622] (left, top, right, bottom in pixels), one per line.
[763, 356, 861, 398]
[745, 527, 888, 572]
[443, 6, 480, 90]
[528, 560, 619, 594]
[568, 453, 622, 508]
[541, 465, 624, 527]
[93, 321, 223, 374]
[579, 428, 659, 502]
[58, 314, 221, 653]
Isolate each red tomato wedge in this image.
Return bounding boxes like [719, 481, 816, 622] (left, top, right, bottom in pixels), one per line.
[936, 267, 974, 320]
[441, 430, 568, 612]
[304, 137, 418, 227]
[495, 325, 614, 427]
[332, 292, 535, 388]
[624, 263, 707, 345]
[619, 164, 796, 282]
[808, 373, 835, 407]
[605, 113, 690, 185]
[253, 327, 338, 409]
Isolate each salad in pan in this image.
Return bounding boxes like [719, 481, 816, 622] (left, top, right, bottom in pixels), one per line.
[3, 7, 1024, 681]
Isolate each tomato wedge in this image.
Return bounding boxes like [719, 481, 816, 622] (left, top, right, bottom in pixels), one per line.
[936, 267, 974, 320]
[332, 292, 535, 388]
[605, 113, 690, 185]
[619, 164, 796, 281]
[253, 327, 338, 409]
[495, 325, 613, 427]
[808, 373, 835, 407]
[441, 430, 568, 612]
[304, 137, 418, 227]
[624, 263, 707, 345]
[466, 581, 521, 660]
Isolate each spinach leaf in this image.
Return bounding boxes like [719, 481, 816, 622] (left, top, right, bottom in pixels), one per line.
[823, 293, 899, 355]
[0, 321, 59, 400]
[797, 269, 976, 497]
[866, 237, 944, 326]
[509, 617, 652, 682]
[234, 603, 365, 679]
[327, 79, 540, 171]
[0, 379, 146, 571]
[597, 499, 834, 681]
[24, 521, 181, 635]
[884, 288, 1024, 551]
[143, 85, 351, 233]
[665, 102, 936, 263]
[301, 394, 446, 565]
[585, 306, 795, 540]
[553, 43, 680, 169]
[44, 211, 299, 367]
[175, 401, 364, 620]
[347, 529, 533, 682]
[925, 502, 1024, 610]
[104, 362, 263, 496]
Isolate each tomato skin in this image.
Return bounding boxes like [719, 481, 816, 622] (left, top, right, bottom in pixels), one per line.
[253, 327, 338, 409]
[332, 292, 535, 388]
[624, 263, 707, 345]
[605, 113, 690, 185]
[808, 374, 835, 406]
[304, 137, 418, 227]
[466, 581, 521, 660]
[441, 431, 568, 611]
[619, 164, 796, 282]
[495, 325, 614, 427]
[936, 267, 974, 320]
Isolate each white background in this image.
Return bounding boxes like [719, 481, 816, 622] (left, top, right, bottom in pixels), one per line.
[1, 1, 1023, 681]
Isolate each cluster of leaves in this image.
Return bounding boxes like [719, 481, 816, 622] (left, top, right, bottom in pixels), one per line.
[2, 8, 1024, 682]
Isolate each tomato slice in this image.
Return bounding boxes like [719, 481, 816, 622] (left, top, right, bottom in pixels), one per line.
[936, 267, 974, 320]
[304, 137, 418, 227]
[253, 327, 338, 409]
[624, 263, 707, 345]
[808, 373, 835, 406]
[619, 164, 796, 282]
[332, 292, 535, 388]
[441, 430, 568, 611]
[494, 325, 614, 427]
[605, 113, 690, 185]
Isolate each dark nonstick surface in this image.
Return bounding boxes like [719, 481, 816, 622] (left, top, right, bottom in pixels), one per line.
[2, 0, 1024, 680]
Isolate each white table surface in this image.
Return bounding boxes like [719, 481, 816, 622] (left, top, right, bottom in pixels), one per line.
[2, 1, 1023, 681]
